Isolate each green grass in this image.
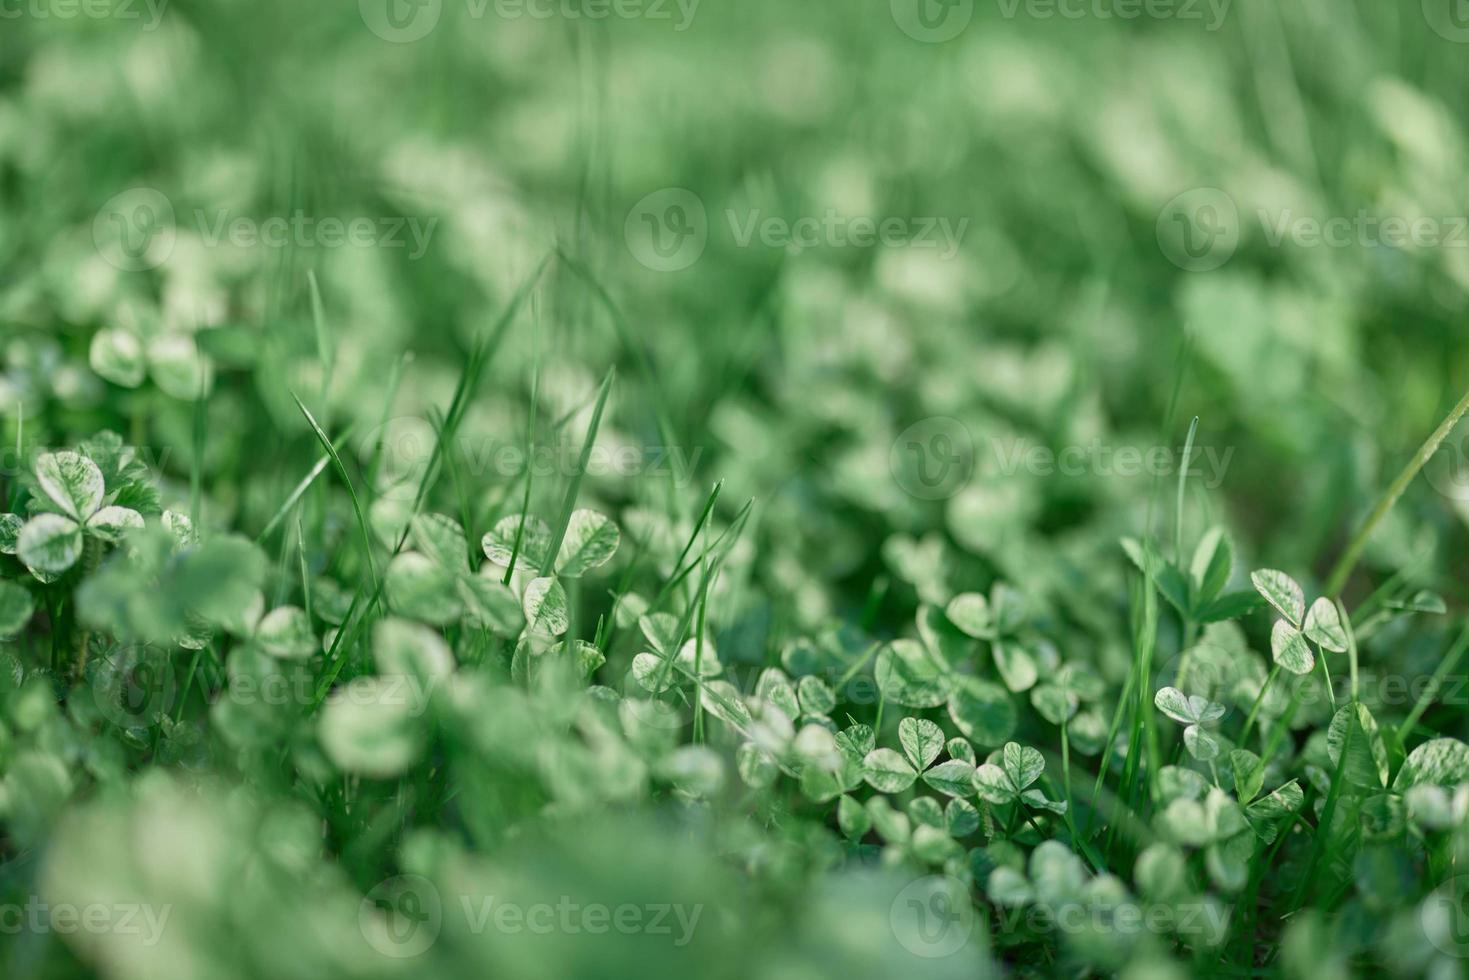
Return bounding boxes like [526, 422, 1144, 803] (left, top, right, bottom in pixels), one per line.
[3, 4, 1469, 980]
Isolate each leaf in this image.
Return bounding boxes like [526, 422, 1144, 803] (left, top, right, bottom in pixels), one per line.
[1196, 590, 1266, 623]
[973, 763, 1017, 804]
[638, 612, 682, 657]
[947, 676, 1016, 746]
[1002, 742, 1045, 790]
[457, 573, 525, 635]
[1326, 703, 1390, 791]
[18, 514, 83, 575]
[255, 606, 316, 659]
[1020, 789, 1067, 815]
[85, 506, 144, 542]
[1230, 749, 1264, 802]
[1205, 830, 1253, 893]
[1251, 569, 1304, 626]
[1270, 620, 1314, 675]
[992, 640, 1038, 693]
[797, 675, 836, 716]
[630, 652, 674, 694]
[89, 328, 146, 387]
[699, 680, 752, 729]
[410, 513, 470, 572]
[862, 748, 917, 793]
[176, 535, 268, 628]
[922, 759, 977, 798]
[945, 592, 993, 638]
[1135, 844, 1190, 901]
[837, 795, 870, 839]
[898, 717, 945, 771]
[149, 333, 211, 400]
[876, 639, 950, 709]
[946, 737, 975, 764]
[374, 617, 455, 687]
[481, 514, 552, 571]
[1031, 681, 1074, 725]
[1190, 526, 1233, 603]
[0, 581, 35, 637]
[554, 509, 620, 577]
[1302, 597, 1348, 653]
[35, 451, 105, 521]
[1393, 738, 1469, 790]
[1184, 725, 1221, 761]
[1153, 687, 1196, 724]
[385, 552, 462, 626]
[0, 513, 21, 554]
[945, 797, 980, 837]
[522, 577, 570, 636]
[318, 677, 422, 778]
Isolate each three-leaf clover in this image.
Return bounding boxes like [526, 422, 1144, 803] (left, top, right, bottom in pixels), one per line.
[1252, 568, 1348, 678]
[945, 583, 1042, 692]
[973, 741, 1067, 814]
[384, 512, 525, 634]
[1154, 686, 1227, 761]
[861, 717, 976, 797]
[12, 451, 143, 581]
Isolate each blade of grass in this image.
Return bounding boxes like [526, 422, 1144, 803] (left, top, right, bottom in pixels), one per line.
[1325, 382, 1469, 597]
[540, 368, 615, 577]
[291, 393, 378, 594]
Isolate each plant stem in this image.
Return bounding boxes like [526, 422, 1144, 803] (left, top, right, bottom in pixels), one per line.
[1325, 383, 1469, 597]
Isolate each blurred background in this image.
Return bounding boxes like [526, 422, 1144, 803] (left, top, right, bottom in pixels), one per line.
[5, 1, 1469, 976]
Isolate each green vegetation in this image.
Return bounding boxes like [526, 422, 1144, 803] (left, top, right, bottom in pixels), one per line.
[3, 2, 1469, 978]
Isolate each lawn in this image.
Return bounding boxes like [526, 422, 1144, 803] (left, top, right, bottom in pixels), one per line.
[2, 2, 1469, 978]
